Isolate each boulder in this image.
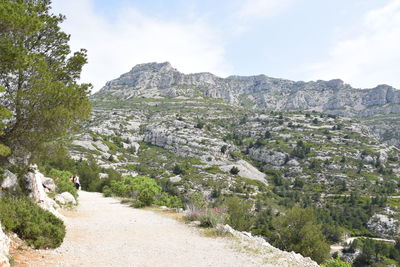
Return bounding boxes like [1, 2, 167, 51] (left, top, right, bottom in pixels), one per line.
[55, 192, 77, 205]
[41, 177, 56, 192]
[0, 170, 18, 192]
[0, 222, 10, 267]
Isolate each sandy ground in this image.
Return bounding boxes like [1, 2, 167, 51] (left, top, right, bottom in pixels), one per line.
[12, 191, 273, 267]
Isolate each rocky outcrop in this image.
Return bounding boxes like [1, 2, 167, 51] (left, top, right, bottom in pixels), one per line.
[0, 222, 10, 267]
[367, 214, 399, 238]
[249, 148, 288, 166]
[23, 165, 64, 220]
[216, 224, 319, 267]
[220, 160, 267, 184]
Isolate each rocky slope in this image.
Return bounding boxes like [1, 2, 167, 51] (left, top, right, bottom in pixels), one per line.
[94, 62, 400, 118]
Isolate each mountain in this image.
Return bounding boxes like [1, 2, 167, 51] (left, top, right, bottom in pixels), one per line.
[93, 62, 400, 118]
[67, 63, 400, 263]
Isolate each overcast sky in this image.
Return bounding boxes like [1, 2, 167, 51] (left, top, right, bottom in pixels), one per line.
[52, 0, 400, 92]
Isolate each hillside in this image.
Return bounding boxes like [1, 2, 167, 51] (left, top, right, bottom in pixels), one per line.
[61, 63, 400, 265]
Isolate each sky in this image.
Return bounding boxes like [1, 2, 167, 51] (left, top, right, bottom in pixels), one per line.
[51, 0, 400, 92]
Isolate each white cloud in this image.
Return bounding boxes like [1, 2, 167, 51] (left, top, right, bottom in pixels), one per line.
[235, 0, 295, 20]
[309, 0, 400, 88]
[52, 0, 231, 93]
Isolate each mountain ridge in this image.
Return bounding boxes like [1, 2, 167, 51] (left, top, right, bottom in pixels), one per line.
[93, 62, 400, 118]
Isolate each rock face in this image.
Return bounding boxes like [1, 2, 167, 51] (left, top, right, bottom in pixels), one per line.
[94, 62, 400, 118]
[367, 214, 399, 238]
[23, 165, 64, 219]
[216, 224, 319, 267]
[0, 221, 10, 267]
[93, 62, 400, 148]
[220, 160, 267, 184]
[249, 148, 288, 166]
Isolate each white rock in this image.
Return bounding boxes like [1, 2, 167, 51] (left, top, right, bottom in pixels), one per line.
[0, 170, 18, 191]
[93, 140, 109, 152]
[42, 177, 56, 192]
[219, 160, 267, 184]
[367, 214, 399, 238]
[287, 159, 300, 166]
[99, 173, 109, 179]
[24, 165, 64, 220]
[169, 175, 182, 183]
[55, 192, 77, 205]
[0, 222, 10, 267]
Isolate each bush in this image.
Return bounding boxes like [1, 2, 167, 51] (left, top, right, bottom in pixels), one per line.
[273, 206, 330, 264]
[0, 196, 65, 248]
[130, 176, 161, 206]
[199, 208, 227, 228]
[156, 192, 183, 208]
[230, 166, 240, 175]
[322, 257, 351, 267]
[48, 169, 77, 198]
[224, 196, 255, 231]
[184, 204, 203, 222]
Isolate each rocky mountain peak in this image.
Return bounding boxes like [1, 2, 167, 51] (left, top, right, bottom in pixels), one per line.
[130, 62, 175, 73]
[94, 62, 400, 118]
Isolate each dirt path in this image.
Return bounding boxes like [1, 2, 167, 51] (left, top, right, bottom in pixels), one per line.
[15, 191, 286, 267]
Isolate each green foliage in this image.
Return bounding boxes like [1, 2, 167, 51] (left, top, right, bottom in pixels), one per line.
[0, 0, 91, 156]
[224, 196, 255, 231]
[352, 238, 400, 267]
[199, 208, 227, 228]
[0, 196, 65, 248]
[155, 192, 183, 208]
[322, 257, 351, 267]
[230, 166, 240, 175]
[47, 168, 77, 198]
[273, 206, 330, 264]
[131, 176, 161, 206]
[108, 176, 161, 206]
[0, 86, 11, 157]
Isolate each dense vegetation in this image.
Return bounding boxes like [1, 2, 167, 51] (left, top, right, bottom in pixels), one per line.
[0, 0, 90, 252]
[0, 196, 65, 248]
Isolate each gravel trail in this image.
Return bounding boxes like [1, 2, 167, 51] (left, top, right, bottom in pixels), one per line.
[24, 191, 271, 267]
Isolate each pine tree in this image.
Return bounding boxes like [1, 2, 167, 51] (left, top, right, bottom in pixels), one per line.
[0, 0, 91, 159]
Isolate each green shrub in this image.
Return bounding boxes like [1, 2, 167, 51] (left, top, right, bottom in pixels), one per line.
[48, 169, 77, 198]
[102, 185, 112, 197]
[0, 196, 65, 248]
[224, 196, 255, 231]
[156, 192, 183, 208]
[322, 257, 351, 267]
[273, 206, 330, 264]
[199, 208, 227, 228]
[130, 176, 161, 206]
[230, 166, 240, 175]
